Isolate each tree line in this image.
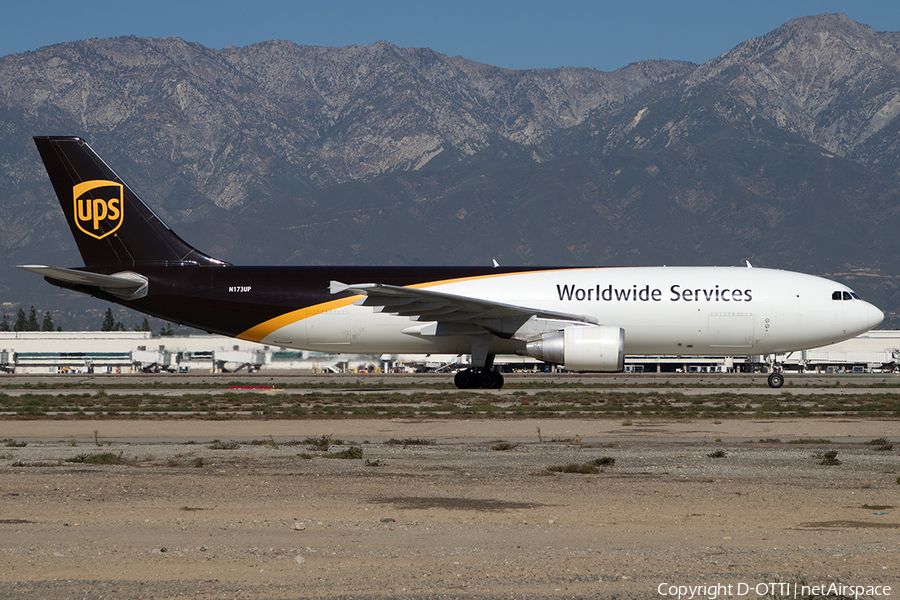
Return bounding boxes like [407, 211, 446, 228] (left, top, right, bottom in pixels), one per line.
[0, 307, 173, 335]
[0, 307, 59, 332]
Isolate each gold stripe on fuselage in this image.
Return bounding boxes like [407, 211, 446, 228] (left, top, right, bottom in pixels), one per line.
[235, 269, 562, 343]
[236, 296, 359, 343]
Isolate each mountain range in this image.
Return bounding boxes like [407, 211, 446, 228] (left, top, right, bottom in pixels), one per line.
[3, 13, 900, 330]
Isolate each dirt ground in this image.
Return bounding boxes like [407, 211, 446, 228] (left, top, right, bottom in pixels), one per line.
[1, 417, 898, 599]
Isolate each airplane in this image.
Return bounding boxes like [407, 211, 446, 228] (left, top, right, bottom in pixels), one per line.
[17, 136, 884, 389]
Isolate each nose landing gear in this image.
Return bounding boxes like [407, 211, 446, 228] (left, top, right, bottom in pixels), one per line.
[764, 353, 787, 388]
[766, 371, 785, 388]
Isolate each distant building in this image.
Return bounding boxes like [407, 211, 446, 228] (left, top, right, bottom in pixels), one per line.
[0, 332, 430, 374]
[0, 332, 269, 374]
[1, 330, 898, 375]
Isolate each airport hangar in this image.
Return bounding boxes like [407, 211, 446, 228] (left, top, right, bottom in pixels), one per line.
[1, 330, 898, 375]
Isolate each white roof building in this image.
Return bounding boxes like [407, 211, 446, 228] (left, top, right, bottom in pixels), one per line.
[2, 330, 899, 374]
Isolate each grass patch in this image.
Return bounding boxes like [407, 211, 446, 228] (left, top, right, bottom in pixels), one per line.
[816, 450, 842, 466]
[324, 446, 363, 459]
[2, 384, 900, 419]
[866, 437, 894, 451]
[304, 434, 340, 451]
[707, 449, 727, 458]
[491, 441, 519, 451]
[65, 451, 128, 465]
[208, 439, 240, 450]
[386, 438, 435, 446]
[249, 436, 279, 448]
[547, 463, 600, 474]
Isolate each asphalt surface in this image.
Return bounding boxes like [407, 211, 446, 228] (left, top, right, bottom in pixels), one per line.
[1, 371, 898, 392]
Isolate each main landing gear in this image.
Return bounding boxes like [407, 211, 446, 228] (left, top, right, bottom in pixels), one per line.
[454, 368, 504, 389]
[454, 336, 505, 389]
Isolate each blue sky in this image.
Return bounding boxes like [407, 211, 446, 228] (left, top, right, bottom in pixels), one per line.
[3, 0, 900, 71]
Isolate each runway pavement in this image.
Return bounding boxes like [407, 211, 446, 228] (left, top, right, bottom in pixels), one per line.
[1, 371, 899, 393]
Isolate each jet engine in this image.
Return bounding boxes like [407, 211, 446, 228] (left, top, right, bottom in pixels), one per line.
[525, 325, 624, 372]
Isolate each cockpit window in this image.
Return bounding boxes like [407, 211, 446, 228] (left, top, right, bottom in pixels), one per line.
[832, 290, 860, 301]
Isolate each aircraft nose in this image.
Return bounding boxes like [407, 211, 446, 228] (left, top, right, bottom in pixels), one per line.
[867, 302, 885, 329]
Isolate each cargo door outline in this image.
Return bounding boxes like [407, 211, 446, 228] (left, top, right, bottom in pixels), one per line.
[307, 309, 351, 346]
[708, 313, 754, 348]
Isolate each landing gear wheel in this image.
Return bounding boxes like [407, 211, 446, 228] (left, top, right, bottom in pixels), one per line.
[454, 370, 477, 389]
[454, 369, 504, 389]
[491, 371, 504, 389]
[767, 372, 785, 389]
[478, 370, 496, 389]
[476, 370, 504, 389]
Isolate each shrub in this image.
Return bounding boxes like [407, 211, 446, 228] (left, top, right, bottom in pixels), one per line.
[65, 452, 127, 465]
[547, 463, 600, 474]
[491, 442, 519, 451]
[866, 438, 894, 451]
[208, 440, 240, 450]
[325, 447, 363, 459]
[818, 450, 841, 466]
[304, 434, 339, 451]
[386, 438, 435, 446]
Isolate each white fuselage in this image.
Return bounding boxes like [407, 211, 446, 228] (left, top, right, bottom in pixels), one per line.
[259, 267, 884, 358]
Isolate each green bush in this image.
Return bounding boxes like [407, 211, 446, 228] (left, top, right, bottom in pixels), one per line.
[65, 452, 127, 465]
[547, 463, 600, 474]
[325, 447, 363, 459]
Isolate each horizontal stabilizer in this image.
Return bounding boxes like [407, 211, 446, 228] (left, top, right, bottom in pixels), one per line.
[329, 280, 352, 295]
[15, 265, 148, 300]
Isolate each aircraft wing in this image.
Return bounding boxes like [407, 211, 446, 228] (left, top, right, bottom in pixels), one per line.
[330, 280, 598, 339]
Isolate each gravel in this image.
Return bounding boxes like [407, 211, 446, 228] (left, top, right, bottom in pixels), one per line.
[1, 418, 898, 599]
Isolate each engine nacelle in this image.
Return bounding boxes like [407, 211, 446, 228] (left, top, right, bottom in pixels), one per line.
[525, 325, 624, 372]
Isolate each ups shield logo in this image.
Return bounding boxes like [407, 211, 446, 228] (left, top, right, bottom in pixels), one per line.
[73, 180, 123, 240]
